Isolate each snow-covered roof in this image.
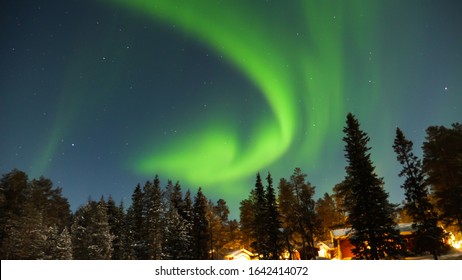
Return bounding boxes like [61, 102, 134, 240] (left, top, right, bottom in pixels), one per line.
[317, 241, 335, 249]
[331, 223, 416, 238]
[331, 228, 352, 238]
[224, 248, 256, 260]
[397, 223, 414, 233]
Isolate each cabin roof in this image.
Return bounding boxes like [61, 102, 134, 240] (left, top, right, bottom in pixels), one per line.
[331, 223, 415, 238]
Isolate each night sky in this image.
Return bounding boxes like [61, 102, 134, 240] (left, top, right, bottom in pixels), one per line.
[1, 0, 461, 217]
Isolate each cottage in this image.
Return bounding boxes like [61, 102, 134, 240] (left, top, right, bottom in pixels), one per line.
[224, 248, 258, 260]
[330, 223, 415, 260]
[316, 241, 336, 259]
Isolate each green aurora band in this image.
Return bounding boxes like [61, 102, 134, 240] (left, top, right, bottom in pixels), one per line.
[32, 0, 381, 200]
[107, 0, 380, 192]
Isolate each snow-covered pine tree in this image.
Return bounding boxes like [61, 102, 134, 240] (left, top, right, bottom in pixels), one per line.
[55, 227, 73, 259]
[181, 189, 194, 259]
[2, 203, 47, 259]
[71, 200, 113, 259]
[161, 208, 190, 259]
[126, 184, 146, 259]
[192, 187, 210, 259]
[143, 176, 164, 260]
[106, 196, 126, 260]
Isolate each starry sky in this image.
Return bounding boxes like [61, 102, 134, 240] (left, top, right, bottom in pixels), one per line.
[1, 0, 461, 217]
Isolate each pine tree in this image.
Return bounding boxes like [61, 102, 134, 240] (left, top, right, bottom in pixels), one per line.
[277, 177, 296, 258]
[55, 227, 73, 259]
[264, 173, 283, 259]
[226, 219, 242, 252]
[316, 193, 342, 240]
[181, 189, 194, 259]
[143, 176, 164, 260]
[126, 184, 146, 259]
[163, 180, 175, 211]
[239, 173, 283, 259]
[393, 127, 446, 259]
[106, 196, 126, 260]
[90, 199, 113, 259]
[192, 187, 210, 259]
[29, 177, 71, 232]
[45, 226, 73, 259]
[332, 181, 349, 226]
[214, 198, 230, 258]
[207, 199, 220, 260]
[2, 202, 47, 259]
[342, 113, 403, 259]
[207, 198, 230, 259]
[162, 208, 190, 259]
[0, 170, 31, 258]
[251, 173, 267, 256]
[423, 123, 462, 231]
[289, 168, 318, 259]
[71, 203, 91, 259]
[170, 181, 185, 215]
[0, 170, 71, 259]
[162, 181, 193, 259]
[239, 197, 255, 249]
[71, 199, 113, 259]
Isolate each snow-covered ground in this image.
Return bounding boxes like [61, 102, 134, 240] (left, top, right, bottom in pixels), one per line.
[405, 248, 462, 260]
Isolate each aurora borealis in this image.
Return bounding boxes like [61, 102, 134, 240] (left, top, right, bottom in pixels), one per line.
[1, 0, 461, 216]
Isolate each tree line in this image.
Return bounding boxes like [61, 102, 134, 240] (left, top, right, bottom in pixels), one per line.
[1, 113, 461, 259]
[0, 172, 238, 259]
[235, 114, 461, 260]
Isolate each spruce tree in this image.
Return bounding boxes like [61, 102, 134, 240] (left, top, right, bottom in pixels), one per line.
[29, 177, 71, 232]
[0, 170, 70, 259]
[170, 181, 184, 215]
[316, 193, 342, 240]
[277, 177, 295, 259]
[2, 202, 47, 259]
[162, 181, 193, 259]
[393, 127, 446, 259]
[241, 173, 284, 259]
[264, 173, 283, 259]
[213, 198, 230, 258]
[90, 199, 113, 259]
[423, 123, 462, 231]
[289, 168, 317, 259]
[206, 198, 231, 259]
[332, 180, 349, 226]
[106, 196, 126, 260]
[55, 227, 73, 259]
[126, 184, 146, 259]
[251, 173, 267, 256]
[342, 113, 403, 259]
[143, 176, 164, 260]
[181, 189, 194, 259]
[71, 199, 113, 259]
[192, 187, 210, 259]
[239, 197, 255, 249]
[162, 208, 190, 259]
